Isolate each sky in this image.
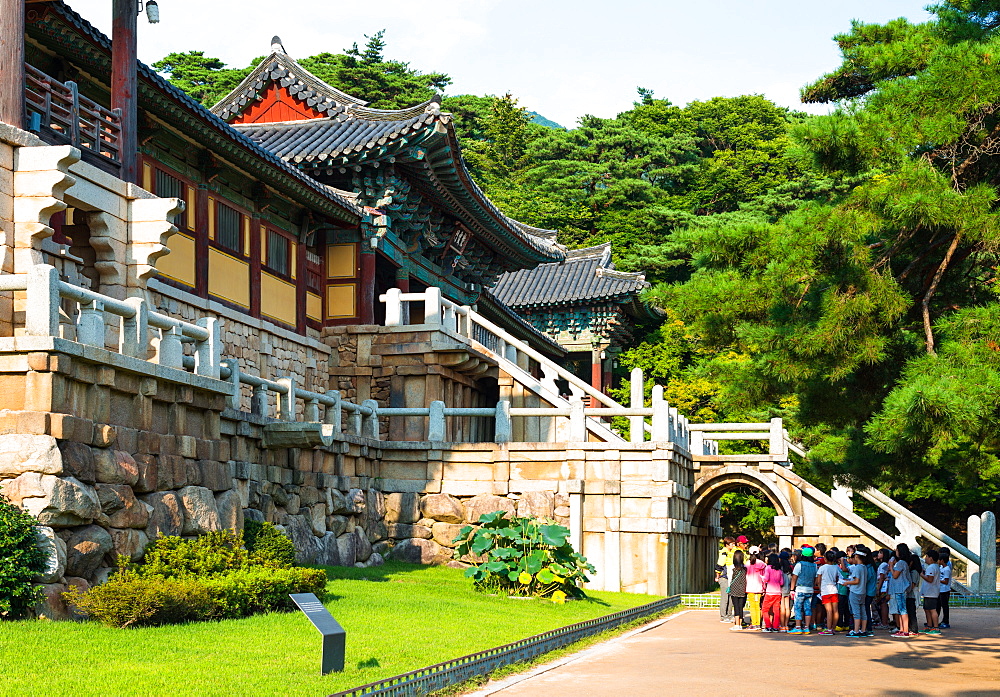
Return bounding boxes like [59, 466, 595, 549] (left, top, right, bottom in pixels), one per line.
[68, 0, 936, 127]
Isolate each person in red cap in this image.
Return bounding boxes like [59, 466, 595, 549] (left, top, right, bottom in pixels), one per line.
[737, 535, 750, 547]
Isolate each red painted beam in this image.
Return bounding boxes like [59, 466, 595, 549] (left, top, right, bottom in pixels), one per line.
[0, 0, 25, 129]
[112, 0, 138, 183]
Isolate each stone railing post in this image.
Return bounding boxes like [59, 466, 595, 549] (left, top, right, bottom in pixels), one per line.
[494, 400, 511, 444]
[195, 316, 221, 379]
[569, 397, 586, 442]
[219, 358, 241, 410]
[120, 296, 148, 359]
[980, 512, 997, 595]
[629, 367, 644, 443]
[25, 264, 60, 337]
[76, 298, 105, 346]
[423, 286, 442, 327]
[428, 400, 446, 442]
[769, 417, 785, 456]
[324, 391, 342, 434]
[651, 385, 668, 441]
[689, 428, 704, 456]
[383, 287, 403, 326]
[157, 325, 184, 369]
[251, 383, 268, 417]
[305, 398, 320, 423]
[968, 514, 982, 593]
[361, 399, 380, 440]
[276, 376, 296, 421]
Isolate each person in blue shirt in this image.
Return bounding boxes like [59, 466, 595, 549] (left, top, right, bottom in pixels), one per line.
[788, 547, 818, 635]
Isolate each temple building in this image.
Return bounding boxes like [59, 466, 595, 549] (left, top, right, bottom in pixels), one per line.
[493, 242, 659, 400]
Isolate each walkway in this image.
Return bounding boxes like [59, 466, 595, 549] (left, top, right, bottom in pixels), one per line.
[468, 609, 1000, 697]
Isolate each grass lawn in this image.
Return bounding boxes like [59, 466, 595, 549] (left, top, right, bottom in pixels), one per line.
[1, 562, 658, 696]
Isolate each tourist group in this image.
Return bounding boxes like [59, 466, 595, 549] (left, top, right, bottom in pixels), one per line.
[715, 536, 952, 638]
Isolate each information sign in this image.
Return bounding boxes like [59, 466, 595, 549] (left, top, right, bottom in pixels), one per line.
[290, 593, 346, 675]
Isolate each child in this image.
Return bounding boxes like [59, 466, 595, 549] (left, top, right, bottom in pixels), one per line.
[876, 548, 892, 628]
[841, 550, 869, 637]
[745, 546, 766, 630]
[861, 545, 879, 635]
[907, 554, 921, 635]
[920, 549, 942, 635]
[762, 553, 785, 632]
[836, 552, 852, 631]
[779, 551, 793, 631]
[888, 545, 911, 638]
[938, 547, 952, 629]
[729, 549, 748, 631]
[816, 550, 841, 635]
[789, 547, 817, 634]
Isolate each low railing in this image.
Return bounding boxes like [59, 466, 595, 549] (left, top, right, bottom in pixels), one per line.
[24, 63, 121, 164]
[687, 420, 802, 458]
[1, 265, 220, 377]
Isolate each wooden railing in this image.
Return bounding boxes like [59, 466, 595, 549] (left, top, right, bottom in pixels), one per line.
[24, 63, 121, 164]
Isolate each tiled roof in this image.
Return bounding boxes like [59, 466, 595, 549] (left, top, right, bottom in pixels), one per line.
[32, 3, 361, 223]
[492, 243, 650, 309]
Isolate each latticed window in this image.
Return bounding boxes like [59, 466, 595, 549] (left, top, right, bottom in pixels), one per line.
[154, 169, 185, 228]
[217, 202, 242, 253]
[267, 229, 290, 276]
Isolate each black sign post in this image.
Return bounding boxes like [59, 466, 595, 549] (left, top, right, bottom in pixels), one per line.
[290, 593, 346, 675]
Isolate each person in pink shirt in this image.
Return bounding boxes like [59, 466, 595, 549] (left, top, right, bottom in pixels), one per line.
[761, 553, 785, 632]
[744, 546, 767, 630]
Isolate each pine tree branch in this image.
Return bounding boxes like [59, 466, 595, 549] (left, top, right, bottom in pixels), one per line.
[921, 233, 962, 355]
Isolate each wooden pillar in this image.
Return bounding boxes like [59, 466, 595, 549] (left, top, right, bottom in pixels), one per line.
[112, 0, 138, 183]
[590, 347, 602, 408]
[0, 0, 25, 129]
[358, 250, 375, 324]
[295, 236, 307, 333]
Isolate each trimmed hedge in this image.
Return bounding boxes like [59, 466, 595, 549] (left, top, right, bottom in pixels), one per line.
[66, 523, 326, 628]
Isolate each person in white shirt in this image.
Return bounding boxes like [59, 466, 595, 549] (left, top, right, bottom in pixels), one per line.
[919, 549, 942, 634]
[938, 547, 952, 629]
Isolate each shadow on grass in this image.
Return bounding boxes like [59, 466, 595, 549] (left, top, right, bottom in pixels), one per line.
[356, 657, 381, 669]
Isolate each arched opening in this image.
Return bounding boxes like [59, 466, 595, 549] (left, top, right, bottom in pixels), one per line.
[687, 467, 796, 593]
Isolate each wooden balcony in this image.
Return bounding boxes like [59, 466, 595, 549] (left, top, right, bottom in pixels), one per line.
[24, 63, 122, 175]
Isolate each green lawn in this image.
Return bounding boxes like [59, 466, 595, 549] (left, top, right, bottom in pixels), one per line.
[1, 562, 658, 696]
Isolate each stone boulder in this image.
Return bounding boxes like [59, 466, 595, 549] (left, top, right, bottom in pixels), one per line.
[299, 486, 320, 506]
[33, 583, 71, 621]
[328, 489, 351, 515]
[309, 504, 327, 536]
[142, 491, 185, 539]
[368, 552, 385, 567]
[286, 514, 319, 564]
[0, 434, 62, 477]
[33, 525, 66, 583]
[387, 523, 432, 540]
[58, 441, 95, 483]
[244, 508, 264, 523]
[2, 471, 49, 505]
[327, 515, 348, 537]
[98, 484, 151, 529]
[285, 493, 301, 516]
[315, 532, 340, 566]
[347, 488, 365, 514]
[132, 454, 159, 493]
[354, 527, 373, 563]
[463, 494, 516, 524]
[93, 449, 139, 486]
[516, 491, 555, 519]
[20, 476, 100, 528]
[177, 486, 221, 535]
[215, 489, 244, 534]
[199, 461, 230, 492]
[64, 525, 113, 578]
[270, 485, 289, 507]
[335, 532, 357, 567]
[109, 528, 149, 562]
[421, 493, 464, 523]
[385, 492, 420, 524]
[389, 538, 452, 565]
[432, 522, 467, 548]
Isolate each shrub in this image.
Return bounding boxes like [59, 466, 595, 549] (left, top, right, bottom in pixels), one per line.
[64, 569, 214, 628]
[243, 520, 296, 568]
[453, 512, 596, 601]
[201, 567, 327, 619]
[140, 530, 248, 578]
[0, 493, 46, 618]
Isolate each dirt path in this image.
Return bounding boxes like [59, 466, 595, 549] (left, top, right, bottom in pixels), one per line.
[467, 609, 1000, 697]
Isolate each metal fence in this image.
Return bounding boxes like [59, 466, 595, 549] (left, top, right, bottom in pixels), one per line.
[329, 595, 681, 697]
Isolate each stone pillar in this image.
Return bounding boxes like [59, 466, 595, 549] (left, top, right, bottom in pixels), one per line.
[0, 0, 25, 130]
[968, 513, 981, 594]
[980, 511, 996, 595]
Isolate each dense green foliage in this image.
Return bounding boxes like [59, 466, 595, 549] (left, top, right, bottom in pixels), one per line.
[2, 563, 654, 696]
[243, 519, 298, 568]
[67, 528, 325, 628]
[0, 494, 45, 618]
[454, 512, 595, 600]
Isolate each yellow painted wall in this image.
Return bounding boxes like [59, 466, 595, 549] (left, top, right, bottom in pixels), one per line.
[326, 243, 356, 278]
[326, 283, 356, 319]
[208, 249, 250, 307]
[306, 292, 322, 321]
[157, 233, 196, 287]
[261, 272, 297, 326]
